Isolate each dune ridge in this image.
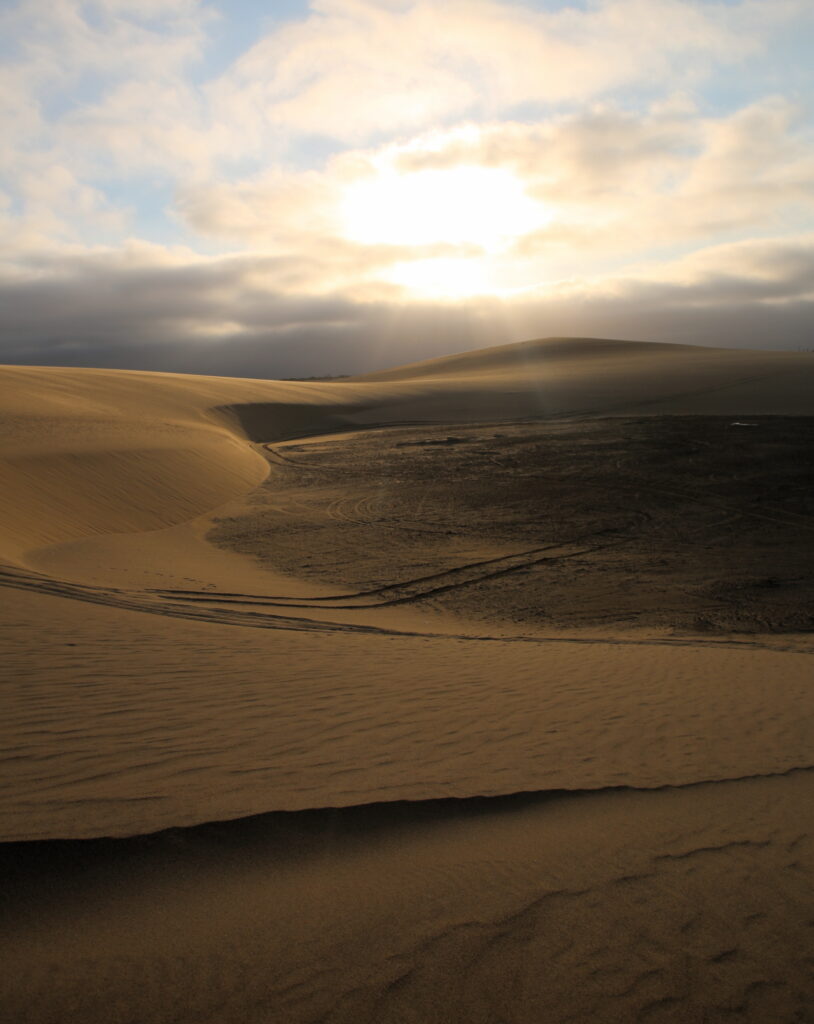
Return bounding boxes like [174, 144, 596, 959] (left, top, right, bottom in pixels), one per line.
[0, 366, 351, 560]
[3, 338, 814, 565]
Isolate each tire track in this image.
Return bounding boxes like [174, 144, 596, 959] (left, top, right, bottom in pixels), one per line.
[151, 521, 641, 610]
[0, 563, 806, 655]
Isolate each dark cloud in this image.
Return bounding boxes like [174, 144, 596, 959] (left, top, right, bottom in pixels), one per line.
[2, 240, 814, 380]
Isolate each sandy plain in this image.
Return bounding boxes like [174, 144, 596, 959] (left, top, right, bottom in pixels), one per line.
[1, 337, 813, 1023]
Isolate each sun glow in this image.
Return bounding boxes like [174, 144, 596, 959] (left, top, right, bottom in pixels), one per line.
[386, 257, 496, 299]
[341, 165, 549, 252]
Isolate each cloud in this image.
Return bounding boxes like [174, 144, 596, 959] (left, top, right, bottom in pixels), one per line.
[624, 233, 814, 302]
[208, 0, 781, 147]
[18, 0, 792, 187]
[2, 0, 810, 249]
[0, 0, 213, 240]
[0, 0, 208, 83]
[1, 0, 814, 377]
[169, 97, 814, 295]
[1, 233, 813, 379]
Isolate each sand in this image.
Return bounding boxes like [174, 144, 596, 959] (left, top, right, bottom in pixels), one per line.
[1, 337, 813, 1022]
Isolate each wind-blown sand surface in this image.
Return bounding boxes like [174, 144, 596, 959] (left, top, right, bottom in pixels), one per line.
[1, 338, 813, 1022]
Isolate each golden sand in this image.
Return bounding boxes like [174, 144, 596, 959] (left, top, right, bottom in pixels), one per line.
[2, 338, 812, 1022]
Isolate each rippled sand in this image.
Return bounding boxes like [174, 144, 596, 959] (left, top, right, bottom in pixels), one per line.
[2, 338, 813, 1022]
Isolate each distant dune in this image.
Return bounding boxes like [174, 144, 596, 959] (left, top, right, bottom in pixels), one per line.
[2, 338, 813, 1023]
[2, 338, 813, 563]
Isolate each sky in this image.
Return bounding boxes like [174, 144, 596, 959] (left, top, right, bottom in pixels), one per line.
[1, 0, 813, 377]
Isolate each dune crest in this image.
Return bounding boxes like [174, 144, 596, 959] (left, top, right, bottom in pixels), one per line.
[2, 339, 813, 564]
[0, 366, 352, 562]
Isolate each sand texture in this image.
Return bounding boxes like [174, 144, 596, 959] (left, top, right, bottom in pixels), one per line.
[1, 338, 813, 1022]
[3, 774, 813, 1024]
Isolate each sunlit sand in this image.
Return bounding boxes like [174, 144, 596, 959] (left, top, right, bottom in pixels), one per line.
[2, 338, 813, 1022]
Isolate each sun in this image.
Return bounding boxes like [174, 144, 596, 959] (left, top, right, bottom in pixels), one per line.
[340, 164, 550, 289]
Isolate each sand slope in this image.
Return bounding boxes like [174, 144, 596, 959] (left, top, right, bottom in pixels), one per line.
[3, 773, 812, 1024]
[3, 581, 812, 840]
[0, 366, 355, 560]
[1, 337, 814, 843]
[3, 338, 813, 563]
[352, 336, 814, 419]
[2, 337, 813, 1023]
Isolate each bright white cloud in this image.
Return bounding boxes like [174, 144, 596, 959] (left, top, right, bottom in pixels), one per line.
[39, 0, 798, 183]
[0, 0, 212, 242]
[208, 0, 782, 147]
[169, 97, 814, 299]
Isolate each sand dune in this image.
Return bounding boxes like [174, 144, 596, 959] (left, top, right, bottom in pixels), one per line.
[0, 366, 351, 559]
[2, 337, 813, 1022]
[2, 337, 813, 837]
[3, 580, 812, 842]
[3, 338, 813, 562]
[352, 336, 814, 419]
